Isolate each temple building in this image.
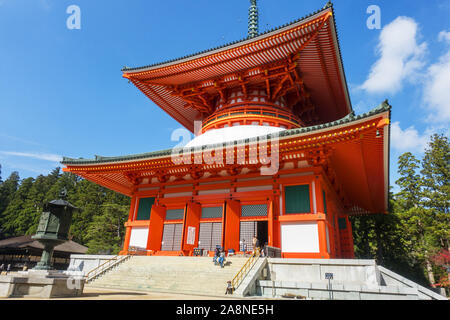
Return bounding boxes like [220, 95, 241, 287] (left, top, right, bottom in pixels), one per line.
[62, 2, 391, 259]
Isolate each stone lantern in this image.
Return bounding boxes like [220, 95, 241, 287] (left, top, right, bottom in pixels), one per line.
[32, 188, 77, 270]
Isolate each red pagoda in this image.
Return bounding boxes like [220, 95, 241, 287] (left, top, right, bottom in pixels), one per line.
[62, 2, 390, 259]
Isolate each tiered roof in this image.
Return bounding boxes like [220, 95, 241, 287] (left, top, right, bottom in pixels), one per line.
[122, 3, 352, 132]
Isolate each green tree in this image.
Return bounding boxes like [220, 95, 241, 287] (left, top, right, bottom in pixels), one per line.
[351, 191, 429, 286]
[0, 177, 35, 237]
[394, 152, 436, 284]
[0, 171, 20, 216]
[85, 203, 129, 254]
[420, 134, 449, 251]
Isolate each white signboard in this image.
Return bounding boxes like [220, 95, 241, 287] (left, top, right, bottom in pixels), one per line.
[280, 222, 320, 253]
[186, 226, 196, 245]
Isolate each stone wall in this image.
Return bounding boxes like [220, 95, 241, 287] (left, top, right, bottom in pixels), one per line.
[236, 258, 447, 300]
[67, 254, 116, 275]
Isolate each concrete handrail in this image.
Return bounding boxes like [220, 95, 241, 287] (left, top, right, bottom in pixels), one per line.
[378, 266, 447, 300]
[85, 255, 131, 283]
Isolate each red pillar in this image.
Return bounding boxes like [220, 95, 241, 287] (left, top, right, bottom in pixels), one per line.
[317, 220, 330, 259]
[120, 195, 137, 255]
[224, 200, 240, 252]
[182, 202, 201, 255]
[146, 205, 166, 252]
[346, 216, 355, 258]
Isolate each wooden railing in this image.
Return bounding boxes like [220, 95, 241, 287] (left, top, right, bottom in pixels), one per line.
[85, 255, 131, 283]
[230, 249, 261, 293]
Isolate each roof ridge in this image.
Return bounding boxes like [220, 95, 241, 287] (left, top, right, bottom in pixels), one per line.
[122, 4, 332, 73]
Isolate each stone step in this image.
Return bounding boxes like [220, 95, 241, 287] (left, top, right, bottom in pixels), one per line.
[90, 280, 231, 291]
[89, 284, 228, 297]
[88, 256, 250, 296]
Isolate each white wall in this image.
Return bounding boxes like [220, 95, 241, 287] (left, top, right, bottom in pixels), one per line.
[129, 227, 149, 249]
[280, 222, 320, 253]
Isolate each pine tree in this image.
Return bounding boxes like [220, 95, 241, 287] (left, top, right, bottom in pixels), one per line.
[1, 177, 35, 237]
[395, 152, 437, 284]
[420, 134, 450, 251]
[0, 171, 20, 214]
[85, 203, 129, 254]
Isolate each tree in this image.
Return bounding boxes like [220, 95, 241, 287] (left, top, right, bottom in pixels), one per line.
[395, 152, 437, 284]
[0, 171, 20, 215]
[0, 177, 35, 237]
[421, 134, 450, 251]
[351, 191, 429, 286]
[0, 171, 21, 239]
[85, 203, 129, 254]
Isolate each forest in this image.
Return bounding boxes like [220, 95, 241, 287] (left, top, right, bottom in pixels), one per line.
[0, 134, 448, 290]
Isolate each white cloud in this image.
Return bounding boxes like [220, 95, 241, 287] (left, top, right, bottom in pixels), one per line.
[391, 121, 429, 153]
[422, 31, 450, 123]
[0, 151, 62, 162]
[438, 30, 450, 43]
[360, 16, 427, 94]
[423, 52, 450, 123]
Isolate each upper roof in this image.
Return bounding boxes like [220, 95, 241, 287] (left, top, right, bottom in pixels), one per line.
[122, 3, 352, 132]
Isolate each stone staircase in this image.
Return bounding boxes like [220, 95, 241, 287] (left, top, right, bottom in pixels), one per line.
[87, 256, 249, 297]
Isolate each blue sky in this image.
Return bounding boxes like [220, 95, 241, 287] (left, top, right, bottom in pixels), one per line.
[0, 0, 449, 190]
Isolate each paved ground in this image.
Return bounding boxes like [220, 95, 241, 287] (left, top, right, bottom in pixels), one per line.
[1, 286, 243, 300]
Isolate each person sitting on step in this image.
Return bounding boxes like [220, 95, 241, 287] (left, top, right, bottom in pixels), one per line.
[218, 249, 226, 268]
[225, 281, 234, 295]
[213, 247, 220, 265]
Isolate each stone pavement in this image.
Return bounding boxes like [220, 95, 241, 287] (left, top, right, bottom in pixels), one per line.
[1, 286, 243, 300]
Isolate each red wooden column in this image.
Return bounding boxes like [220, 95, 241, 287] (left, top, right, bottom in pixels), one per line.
[268, 200, 274, 247]
[146, 205, 166, 252]
[334, 214, 342, 257]
[315, 176, 330, 258]
[270, 179, 281, 248]
[182, 202, 201, 255]
[120, 195, 138, 255]
[345, 216, 355, 258]
[224, 200, 240, 252]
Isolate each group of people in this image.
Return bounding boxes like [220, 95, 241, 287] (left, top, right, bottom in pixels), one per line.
[242, 236, 265, 256]
[213, 236, 265, 268]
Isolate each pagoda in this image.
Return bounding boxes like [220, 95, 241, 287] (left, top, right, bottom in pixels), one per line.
[62, 2, 391, 259]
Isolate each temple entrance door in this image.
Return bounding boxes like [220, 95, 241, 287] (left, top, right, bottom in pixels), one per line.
[256, 221, 268, 249]
[161, 223, 183, 251]
[198, 222, 222, 252]
[239, 221, 268, 252]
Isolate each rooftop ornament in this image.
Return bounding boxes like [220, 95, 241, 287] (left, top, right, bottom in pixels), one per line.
[248, 0, 259, 38]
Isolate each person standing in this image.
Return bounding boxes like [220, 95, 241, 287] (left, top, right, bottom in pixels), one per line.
[6, 264, 11, 275]
[252, 236, 259, 254]
[0, 263, 4, 275]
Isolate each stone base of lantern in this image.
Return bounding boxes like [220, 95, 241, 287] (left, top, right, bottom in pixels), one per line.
[0, 270, 85, 298]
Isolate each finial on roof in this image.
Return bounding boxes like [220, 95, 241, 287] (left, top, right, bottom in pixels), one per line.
[248, 0, 259, 38]
[324, 1, 333, 9]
